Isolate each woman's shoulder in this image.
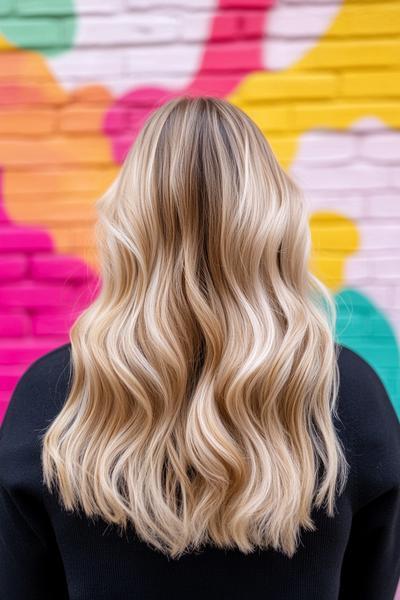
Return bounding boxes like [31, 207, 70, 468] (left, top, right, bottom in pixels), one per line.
[335, 343, 400, 511]
[1, 340, 399, 511]
[0, 342, 72, 491]
[336, 342, 388, 385]
[0, 342, 72, 437]
[335, 342, 398, 425]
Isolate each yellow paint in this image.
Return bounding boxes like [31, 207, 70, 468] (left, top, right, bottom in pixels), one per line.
[0, 34, 14, 51]
[341, 70, 400, 97]
[226, 0, 399, 291]
[1, 0, 399, 279]
[309, 212, 360, 291]
[228, 0, 400, 169]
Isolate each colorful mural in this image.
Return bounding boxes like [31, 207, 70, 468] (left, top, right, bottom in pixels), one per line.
[0, 0, 399, 593]
[1, 0, 399, 412]
[1, 1, 400, 465]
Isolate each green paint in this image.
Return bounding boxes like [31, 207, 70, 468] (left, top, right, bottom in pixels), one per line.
[335, 287, 400, 418]
[0, 1, 75, 56]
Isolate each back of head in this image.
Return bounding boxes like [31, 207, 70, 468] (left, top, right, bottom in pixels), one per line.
[41, 95, 348, 559]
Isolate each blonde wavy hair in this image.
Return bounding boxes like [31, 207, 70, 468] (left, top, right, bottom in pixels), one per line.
[41, 95, 349, 559]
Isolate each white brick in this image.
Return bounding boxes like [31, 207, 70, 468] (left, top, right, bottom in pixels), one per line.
[49, 44, 199, 93]
[125, 43, 203, 74]
[392, 292, 400, 310]
[264, 1, 340, 70]
[75, 0, 126, 13]
[295, 132, 357, 165]
[366, 195, 400, 218]
[304, 194, 365, 219]
[390, 168, 400, 188]
[361, 225, 400, 250]
[59, 74, 188, 95]
[126, 0, 215, 8]
[290, 163, 389, 191]
[76, 14, 180, 46]
[181, 11, 214, 42]
[359, 132, 400, 164]
[264, 40, 313, 70]
[48, 49, 124, 79]
[344, 255, 372, 281]
[371, 256, 400, 279]
[396, 289, 400, 309]
[267, 5, 340, 37]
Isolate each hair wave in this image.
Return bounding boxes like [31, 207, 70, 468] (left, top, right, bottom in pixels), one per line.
[41, 95, 349, 559]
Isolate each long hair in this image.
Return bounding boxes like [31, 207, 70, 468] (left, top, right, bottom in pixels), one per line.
[41, 95, 349, 559]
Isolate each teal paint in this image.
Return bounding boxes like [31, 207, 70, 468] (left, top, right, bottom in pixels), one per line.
[0, 1, 75, 56]
[335, 288, 400, 419]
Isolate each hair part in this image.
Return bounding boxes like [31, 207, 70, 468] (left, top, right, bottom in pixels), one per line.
[41, 95, 349, 559]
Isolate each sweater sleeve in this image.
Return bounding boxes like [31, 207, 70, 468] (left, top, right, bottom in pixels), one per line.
[0, 355, 69, 600]
[338, 348, 400, 600]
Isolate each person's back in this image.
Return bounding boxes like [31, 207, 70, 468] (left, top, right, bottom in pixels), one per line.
[0, 341, 399, 599]
[0, 96, 399, 599]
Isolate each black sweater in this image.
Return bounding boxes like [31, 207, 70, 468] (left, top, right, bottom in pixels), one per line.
[0, 342, 399, 600]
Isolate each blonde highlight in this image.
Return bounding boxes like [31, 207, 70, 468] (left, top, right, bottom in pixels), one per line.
[41, 95, 349, 559]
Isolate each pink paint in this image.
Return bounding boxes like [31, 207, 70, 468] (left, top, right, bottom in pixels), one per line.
[0, 226, 53, 253]
[0, 254, 28, 281]
[0, 339, 68, 365]
[32, 311, 80, 336]
[0, 364, 26, 390]
[0, 311, 30, 337]
[29, 254, 95, 282]
[0, 168, 100, 421]
[0, 398, 9, 423]
[1, 0, 278, 421]
[103, 0, 276, 164]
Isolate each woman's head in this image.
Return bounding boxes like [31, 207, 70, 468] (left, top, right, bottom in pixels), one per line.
[98, 95, 311, 306]
[42, 95, 348, 560]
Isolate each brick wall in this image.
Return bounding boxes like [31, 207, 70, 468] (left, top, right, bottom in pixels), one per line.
[0, 1, 399, 420]
[0, 1, 399, 596]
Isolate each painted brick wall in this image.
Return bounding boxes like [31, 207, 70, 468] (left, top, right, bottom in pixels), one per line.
[1, 3, 399, 403]
[0, 0, 399, 595]
[1, 0, 399, 413]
